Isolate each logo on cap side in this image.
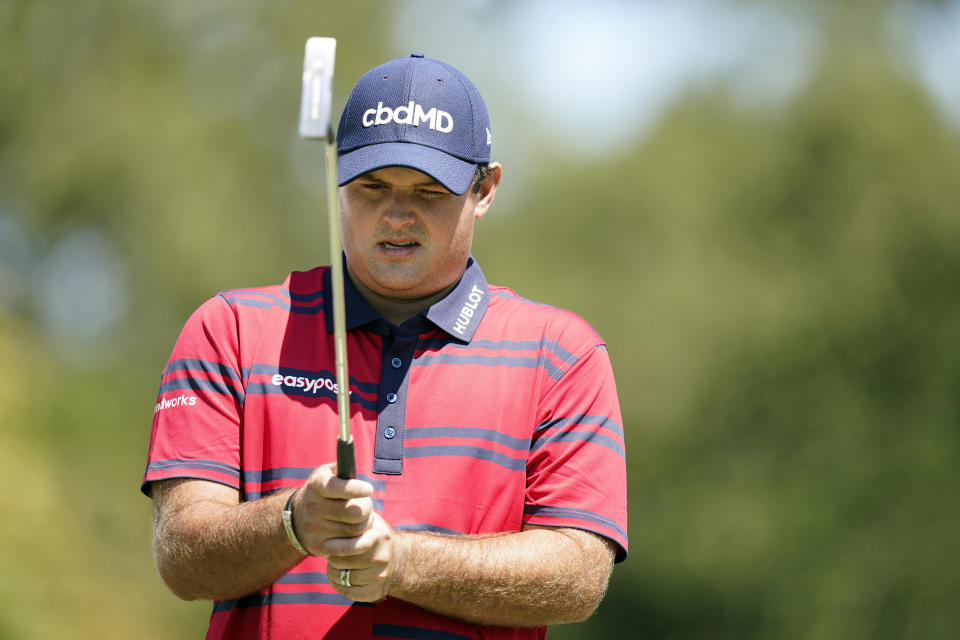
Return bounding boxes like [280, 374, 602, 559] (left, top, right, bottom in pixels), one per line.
[362, 101, 454, 134]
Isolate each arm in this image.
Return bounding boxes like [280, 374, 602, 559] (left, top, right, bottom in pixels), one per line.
[150, 465, 374, 601]
[151, 478, 300, 601]
[388, 526, 614, 626]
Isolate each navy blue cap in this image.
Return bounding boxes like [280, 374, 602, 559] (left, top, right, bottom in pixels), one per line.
[336, 54, 492, 195]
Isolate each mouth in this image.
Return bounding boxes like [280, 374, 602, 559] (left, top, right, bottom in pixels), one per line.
[380, 240, 420, 250]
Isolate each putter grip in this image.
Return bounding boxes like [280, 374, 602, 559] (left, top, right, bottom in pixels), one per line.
[336, 438, 356, 479]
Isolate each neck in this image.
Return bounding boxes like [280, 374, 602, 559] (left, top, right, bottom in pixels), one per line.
[347, 269, 456, 326]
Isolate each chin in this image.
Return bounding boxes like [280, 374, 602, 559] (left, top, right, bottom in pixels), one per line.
[368, 276, 428, 299]
[368, 266, 426, 290]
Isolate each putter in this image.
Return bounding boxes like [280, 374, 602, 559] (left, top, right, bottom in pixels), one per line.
[299, 37, 355, 480]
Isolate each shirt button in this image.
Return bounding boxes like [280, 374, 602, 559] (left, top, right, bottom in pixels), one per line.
[391, 357, 402, 369]
[384, 427, 396, 439]
[386, 392, 398, 403]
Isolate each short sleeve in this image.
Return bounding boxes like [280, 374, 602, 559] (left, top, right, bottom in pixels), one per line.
[141, 295, 245, 495]
[524, 339, 628, 561]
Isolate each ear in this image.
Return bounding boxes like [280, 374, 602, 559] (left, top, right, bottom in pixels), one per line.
[472, 162, 502, 220]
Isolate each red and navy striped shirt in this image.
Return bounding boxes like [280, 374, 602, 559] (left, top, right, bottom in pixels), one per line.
[142, 257, 628, 640]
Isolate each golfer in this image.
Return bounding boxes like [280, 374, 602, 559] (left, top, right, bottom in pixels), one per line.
[143, 53, 627, 639]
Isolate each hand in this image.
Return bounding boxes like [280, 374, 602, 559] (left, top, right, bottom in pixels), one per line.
[326, 511, 402, 602]
[292, 463, 375, 556]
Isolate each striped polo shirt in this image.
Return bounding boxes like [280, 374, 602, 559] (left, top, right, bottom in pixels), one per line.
[142, 256, 628, 640]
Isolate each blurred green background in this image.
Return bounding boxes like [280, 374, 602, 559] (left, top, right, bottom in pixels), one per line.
[2, 0, 959, 638]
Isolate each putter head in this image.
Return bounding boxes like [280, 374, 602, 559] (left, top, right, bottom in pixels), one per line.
[298, 37, 336, 140]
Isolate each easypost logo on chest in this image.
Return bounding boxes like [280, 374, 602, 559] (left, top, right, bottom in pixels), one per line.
[362, 101, 455, 133]
[271, 373, 349, 396]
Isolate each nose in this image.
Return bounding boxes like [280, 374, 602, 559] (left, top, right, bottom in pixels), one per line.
[381, 193, 417, 228]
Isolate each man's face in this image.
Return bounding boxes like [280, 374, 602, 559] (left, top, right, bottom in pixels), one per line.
[339, 166, 498, 304]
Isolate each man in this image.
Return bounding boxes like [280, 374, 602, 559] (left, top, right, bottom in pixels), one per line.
[143, 53, 627, 639]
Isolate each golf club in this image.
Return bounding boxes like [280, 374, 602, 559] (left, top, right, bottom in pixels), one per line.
[298, 37, 355, 480]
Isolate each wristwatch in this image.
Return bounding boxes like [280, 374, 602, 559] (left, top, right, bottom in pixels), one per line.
[281, 490, 309, 555]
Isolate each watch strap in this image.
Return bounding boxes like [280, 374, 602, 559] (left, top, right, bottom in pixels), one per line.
[281, 490, 309, 555]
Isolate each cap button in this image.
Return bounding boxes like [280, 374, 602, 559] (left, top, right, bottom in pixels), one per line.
[410, 52, 425, 58]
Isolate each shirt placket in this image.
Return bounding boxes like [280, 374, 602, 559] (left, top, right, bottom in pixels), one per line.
[372, 323, 417, 475]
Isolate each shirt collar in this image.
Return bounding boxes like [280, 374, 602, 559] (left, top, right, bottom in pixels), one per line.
[424, 256, 489, 342]
[324, 254, 489, 343]
[324, 254, 381, 333]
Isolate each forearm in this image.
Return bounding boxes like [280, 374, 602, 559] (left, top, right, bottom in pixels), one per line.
[388, 527, 614, 627]
[152, 480, 303, 601]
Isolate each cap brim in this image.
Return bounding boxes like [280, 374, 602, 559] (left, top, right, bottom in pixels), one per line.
[337, 143, 476, 195]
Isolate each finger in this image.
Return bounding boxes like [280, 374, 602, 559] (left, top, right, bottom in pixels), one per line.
[326, 553, 389, 575]
[298, 491, 373, 526]
[298, 516, 370, 541]
[305, 463, 374, 500]
[327, 563, 356, 586]
[327, 566, 387, 603]
[322, 512, 395, 560]
[322, 526, 382, 558]
[335, 583, 383, 603]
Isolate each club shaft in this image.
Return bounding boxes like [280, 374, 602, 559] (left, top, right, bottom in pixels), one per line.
[325, 133, 354, 477]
